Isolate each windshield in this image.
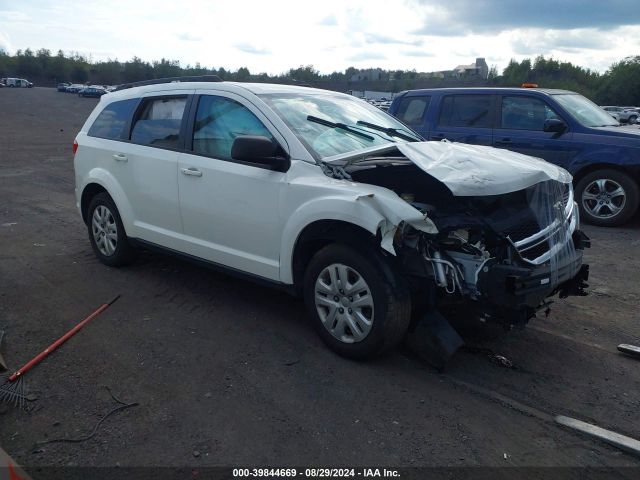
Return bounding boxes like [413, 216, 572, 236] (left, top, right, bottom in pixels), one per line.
[553, 93, 619, 127]
[259, 92, 421, 159]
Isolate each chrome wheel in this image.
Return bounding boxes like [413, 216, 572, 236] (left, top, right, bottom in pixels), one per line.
[581, 178, 626, 219]
[314, 263, 374, 344]
[91, 205, 118, 256]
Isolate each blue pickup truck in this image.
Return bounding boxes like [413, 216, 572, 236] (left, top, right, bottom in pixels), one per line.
[388, 87, 640, 226]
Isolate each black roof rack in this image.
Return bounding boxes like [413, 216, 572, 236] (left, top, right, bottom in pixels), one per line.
[114, 75, 222, 91]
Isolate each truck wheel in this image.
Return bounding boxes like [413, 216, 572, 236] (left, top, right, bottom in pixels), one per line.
[303, 243, 411, 360]
[575, 169, 639, 226]
[87, 193, 137, 266]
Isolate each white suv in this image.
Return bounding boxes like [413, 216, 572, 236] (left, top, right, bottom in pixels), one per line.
[74, 76, 590, 359]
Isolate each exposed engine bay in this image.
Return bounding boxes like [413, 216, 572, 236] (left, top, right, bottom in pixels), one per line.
[323, 141, 590, 329]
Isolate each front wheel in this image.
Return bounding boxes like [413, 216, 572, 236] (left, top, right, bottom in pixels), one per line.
[628, 115, 637, 124]
[575, 169, 639, 226]
[303, 243, 411, 360]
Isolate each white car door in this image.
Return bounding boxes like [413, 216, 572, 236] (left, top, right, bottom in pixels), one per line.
[177, 91, 289, 280]
[105, 90, 193, 248]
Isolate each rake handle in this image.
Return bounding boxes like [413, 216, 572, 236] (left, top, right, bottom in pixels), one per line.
[9, 295, 120, 382]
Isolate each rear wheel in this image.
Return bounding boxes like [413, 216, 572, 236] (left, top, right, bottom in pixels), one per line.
[628, 115, 638, 124]
[575, 169, 639, 226]
[303, 243, 411, 359]
[87, 193, 137, 266]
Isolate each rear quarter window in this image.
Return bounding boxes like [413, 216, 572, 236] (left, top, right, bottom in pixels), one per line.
[87, 98, 139, 140]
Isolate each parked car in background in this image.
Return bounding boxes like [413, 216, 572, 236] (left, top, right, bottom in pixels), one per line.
[65, 84, 86, 93]
[57, 82, 71, 92]
[73, 77, 589, 359]
[622, 107, 639, 124]
[601, 106, 621, 121]
[79, 86, 107, 98]
[389, 87, 640, 226]
[601, 106, 638, 124]
[4, 77, 34, 88]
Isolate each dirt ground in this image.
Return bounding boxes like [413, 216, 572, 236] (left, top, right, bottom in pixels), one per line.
[1, 88, 639, 477]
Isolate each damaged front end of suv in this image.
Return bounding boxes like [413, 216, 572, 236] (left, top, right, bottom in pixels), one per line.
[323, 140, 590, 333]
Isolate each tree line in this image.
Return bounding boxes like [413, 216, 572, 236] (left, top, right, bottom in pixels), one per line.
[1, 48, 639, 105]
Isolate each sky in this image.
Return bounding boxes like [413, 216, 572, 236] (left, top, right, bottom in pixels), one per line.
[1, 0, 639, 75]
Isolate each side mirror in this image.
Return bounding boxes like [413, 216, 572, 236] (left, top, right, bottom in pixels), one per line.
[231, 135, 290, 172]
[543, 118, 567, 134]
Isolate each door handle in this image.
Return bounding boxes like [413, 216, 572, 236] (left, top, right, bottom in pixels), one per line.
[495, 138, 512, 145]
[181, 167, 203, 177]
[112, 153, 128, 162]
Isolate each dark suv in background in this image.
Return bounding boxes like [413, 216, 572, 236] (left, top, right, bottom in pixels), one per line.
[389, 88, 640, 226]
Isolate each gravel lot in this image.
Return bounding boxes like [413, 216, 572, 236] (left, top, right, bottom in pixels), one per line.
[1, 88, 639, 476]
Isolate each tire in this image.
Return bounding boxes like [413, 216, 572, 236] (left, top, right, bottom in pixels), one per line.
[629, 115, 637, 124]
[575, 169, 639, 227]
[87, 193, 137, 266]
[303, 243, 411, 360]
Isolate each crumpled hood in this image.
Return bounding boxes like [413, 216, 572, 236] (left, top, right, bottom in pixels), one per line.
[396, 141, 572, 196]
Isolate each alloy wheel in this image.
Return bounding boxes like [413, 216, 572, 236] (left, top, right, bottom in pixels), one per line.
[582, 178, 626, 219]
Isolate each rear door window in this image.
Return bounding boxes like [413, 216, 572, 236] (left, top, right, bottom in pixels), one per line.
[131, 97, 187, 149]
[500, 96, 560, 130]
[88, 98, 139, 140]
[438, 95, 492, 128]
[395, 96, 430, 126]
[192, 95, 274, 160]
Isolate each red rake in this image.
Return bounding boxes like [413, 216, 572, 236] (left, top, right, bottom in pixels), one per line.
[0, 295, 121, 409]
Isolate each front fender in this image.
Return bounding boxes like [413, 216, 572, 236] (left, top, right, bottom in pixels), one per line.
[567, 145, 640, 176]
[279, 191, 437, 284]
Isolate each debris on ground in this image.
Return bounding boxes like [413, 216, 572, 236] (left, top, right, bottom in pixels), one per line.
[405, 310, 464, 372]
[462, 346, 519, 370]
[555, 415, 640, 458]
[617, 344, 640, 359]
[36, 386, 138, 446]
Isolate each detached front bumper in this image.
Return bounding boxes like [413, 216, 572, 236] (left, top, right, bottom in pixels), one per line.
[477, 229, 590, 312]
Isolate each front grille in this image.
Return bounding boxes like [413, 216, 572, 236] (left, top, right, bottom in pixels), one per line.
[519, 240, 551, 262]
[504, 219, 540, 243]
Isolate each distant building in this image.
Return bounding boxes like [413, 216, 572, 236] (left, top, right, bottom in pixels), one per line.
[451, 58, 489, 79]
[350, 68, 384, 82]
[416, 58, 489, 80]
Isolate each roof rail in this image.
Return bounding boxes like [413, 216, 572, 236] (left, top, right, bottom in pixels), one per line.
[114, 75, 222, 91]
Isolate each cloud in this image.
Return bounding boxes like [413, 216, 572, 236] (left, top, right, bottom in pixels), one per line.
[511, 29, 612, 56]
[0, 10, 29, 22]
[318, 14, 337, 26]
[0, 31, 12, 53]
[177, 33, 202, 42]
[346, 51, 386, 62]
[411, 0, 640, 35]
[234, 43, 271, 55]
[364, 33, 422, 46]
[402, 49, 433, 57]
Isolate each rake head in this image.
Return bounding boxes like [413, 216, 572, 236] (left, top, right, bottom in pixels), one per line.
[0, 375, 26, 409]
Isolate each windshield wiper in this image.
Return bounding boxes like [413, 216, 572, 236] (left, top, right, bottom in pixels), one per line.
[355, 120, 420, 142]
[307, 115, 374, 141]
